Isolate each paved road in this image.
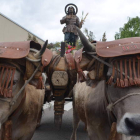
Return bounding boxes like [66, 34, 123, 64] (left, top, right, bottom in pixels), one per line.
[32, 101, 89, 140]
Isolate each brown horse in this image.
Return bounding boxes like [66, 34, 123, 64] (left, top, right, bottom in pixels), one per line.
[0, 41, 47, 140]
[70, 28, 140, 140]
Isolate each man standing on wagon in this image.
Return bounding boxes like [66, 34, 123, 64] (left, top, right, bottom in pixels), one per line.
[60, 3, 82, 48]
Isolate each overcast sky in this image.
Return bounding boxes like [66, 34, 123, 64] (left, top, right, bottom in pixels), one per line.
[0, 0, 140, 43]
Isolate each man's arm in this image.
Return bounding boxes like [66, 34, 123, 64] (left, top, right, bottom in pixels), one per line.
[60, 16, 67, 24]
[76, 17, 82, 28]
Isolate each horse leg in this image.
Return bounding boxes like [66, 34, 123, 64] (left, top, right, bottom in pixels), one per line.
[70, 95, 80, 140]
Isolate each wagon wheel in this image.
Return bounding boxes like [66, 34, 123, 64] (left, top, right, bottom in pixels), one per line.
[65, 3, 78, 15]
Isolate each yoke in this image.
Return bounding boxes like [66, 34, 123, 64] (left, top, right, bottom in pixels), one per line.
[96, 37, 140, 57]
[0, 41, 52, 67]
[0, 41, 41, 59]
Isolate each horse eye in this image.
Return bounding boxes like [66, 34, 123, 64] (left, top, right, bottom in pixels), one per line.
[13, 80, 18, 85]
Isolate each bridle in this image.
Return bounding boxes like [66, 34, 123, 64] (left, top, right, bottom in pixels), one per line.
[86, 51, 140, 124]
[105, 85, 140, 124]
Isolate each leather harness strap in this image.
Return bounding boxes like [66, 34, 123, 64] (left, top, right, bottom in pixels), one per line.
[133, 58, 137, 85]
[116, 61, 120, 87]
[10, 92, 26, 119]
[107, 64, 115, 85]
[75, 48, 86, 82]
[42, 48, 53, 67]
[138, 59, 140, 85]
[124, 59, 128, 87]
[120, 60, 124, 87]
[129, 59, 134, 85]
[2, 92, 26, 140]
[65, 53, 75, 70]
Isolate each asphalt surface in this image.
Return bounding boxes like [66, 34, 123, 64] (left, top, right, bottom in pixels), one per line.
[32, 102, 89, 140]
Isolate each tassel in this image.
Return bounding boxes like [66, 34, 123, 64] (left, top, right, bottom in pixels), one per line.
[134, 78, 138, 85]
[137, 79, 140, 86]
[107, 64, 115, 85]
[120, 79, 124, 87]
[36, 76, 44, 89]
[120, 60, 124, 88]
[129, 78, 134, 86]
[116, 78, 120, 87]
[8, 90, 13, 98]
[137, 59, 140, 86]
[124, 59, 128, 87]
[107, 76, 114, 85]
[124, 79, 129, 87]
[133, 58, 138, 85]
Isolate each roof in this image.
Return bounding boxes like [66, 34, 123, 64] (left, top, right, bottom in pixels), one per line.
[0, 12, 45, 42]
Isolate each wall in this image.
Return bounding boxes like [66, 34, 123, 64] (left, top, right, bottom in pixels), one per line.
[0, 13, 44, 45]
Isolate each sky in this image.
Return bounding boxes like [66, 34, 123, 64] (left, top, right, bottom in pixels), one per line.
[0, 0, 140, 43]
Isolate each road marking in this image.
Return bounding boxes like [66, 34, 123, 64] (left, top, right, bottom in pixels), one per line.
[43, 101, 73, 111]
[43, 101, 54, 110]
[64, 102, 72, 111]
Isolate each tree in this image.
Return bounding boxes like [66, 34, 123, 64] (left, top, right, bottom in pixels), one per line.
[47, 43, 54, 49]
[32, 35, 38, 43]
[27, 33, 32, 41]
[27, 33, 38, 43]
[84, 28, 95, 42]
[53, 42, 61, 48]
[47, 42, 61, 49]
[76, 39, 83, 50]
[102, 32, 107, 42]
[115, 16, 140, 39]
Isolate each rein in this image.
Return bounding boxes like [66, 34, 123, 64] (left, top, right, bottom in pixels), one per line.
[107, 93, 140, 112]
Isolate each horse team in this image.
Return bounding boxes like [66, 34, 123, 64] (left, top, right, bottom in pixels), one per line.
[0, 28, 140, 140]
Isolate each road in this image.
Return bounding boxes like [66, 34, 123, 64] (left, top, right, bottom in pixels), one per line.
[32, 101, 89, 140]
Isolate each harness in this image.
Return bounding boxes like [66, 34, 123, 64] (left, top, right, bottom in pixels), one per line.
[0, 40, 52, 139]
[87, 37, 140, 125]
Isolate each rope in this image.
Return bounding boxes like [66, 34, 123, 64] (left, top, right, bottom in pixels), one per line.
[107, 93, 140, 111]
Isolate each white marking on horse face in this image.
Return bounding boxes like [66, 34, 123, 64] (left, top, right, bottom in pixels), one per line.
[117, 113, 140, 136]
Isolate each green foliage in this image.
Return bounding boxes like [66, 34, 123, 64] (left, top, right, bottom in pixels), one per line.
[84, 28, 95, 42]
[53, 42, 61, 48]
[75, 28, 96, 50]
[102, 32, 107, 42]
[47, 42, 61, 49]
[27, 33, 38, 43]
[75, 39, 83, 50]
[27, 33, 32, 41]
[47, 43, 54, 49]
[115, 16, 140, 39]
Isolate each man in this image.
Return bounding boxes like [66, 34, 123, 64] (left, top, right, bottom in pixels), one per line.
[60, 6, 82, 47]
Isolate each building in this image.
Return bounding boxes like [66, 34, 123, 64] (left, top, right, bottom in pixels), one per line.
[0, 13, 44, 45]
